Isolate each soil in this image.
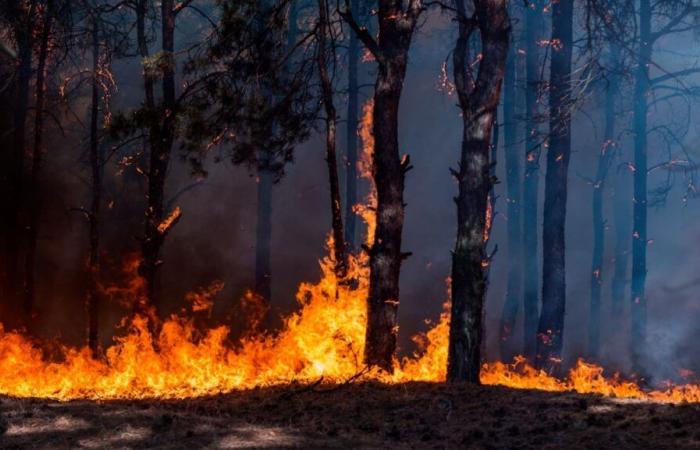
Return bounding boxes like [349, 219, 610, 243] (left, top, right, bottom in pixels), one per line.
[2, 382, 700, 449]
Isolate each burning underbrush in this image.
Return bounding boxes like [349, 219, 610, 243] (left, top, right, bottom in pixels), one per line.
[0, 244, 700, 403]
[1, 95, 699, 403]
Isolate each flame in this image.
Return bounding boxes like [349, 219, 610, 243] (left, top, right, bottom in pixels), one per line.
[1, 97, 700, 403]
[353, 99, 376, 246]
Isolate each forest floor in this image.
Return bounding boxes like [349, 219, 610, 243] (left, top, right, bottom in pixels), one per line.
[2, 382, 700, 449]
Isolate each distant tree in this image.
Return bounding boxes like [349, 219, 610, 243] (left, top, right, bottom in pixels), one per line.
[447, 0, 510, 383]
[521, 0, 546, 361]
[340, 0, 423, 372]
[535, 0, 573, 372]
[342, 0, 371, 251]
[498, 1, 523, 362]
[184, 0, 317, 310]
[627, 0, 700, 374]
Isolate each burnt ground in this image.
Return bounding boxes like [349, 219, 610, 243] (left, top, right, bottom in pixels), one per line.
[2, 382, 700, 449]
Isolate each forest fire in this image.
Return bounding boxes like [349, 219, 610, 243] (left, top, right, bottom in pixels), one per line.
[1, 251, 700, 403]
[6, 0, 700, 445]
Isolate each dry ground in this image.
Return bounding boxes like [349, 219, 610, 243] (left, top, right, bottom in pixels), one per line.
[2, 382, 700, 449]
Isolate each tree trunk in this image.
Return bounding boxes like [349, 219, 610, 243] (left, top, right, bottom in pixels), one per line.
[344, 0, 420, 372]
[498, 48, 520, 361]
[5, 0, 36, 322]
[611, 78, 630, 320]
[522, 0, 544, 361]
[588, 76, 616, 359]
[535, 0, 573, 372]
[139, 0, 177, 314]
[317, 0, 346, 278]
[447, 0, 509, 383]
[24, 0, 53, 323]
[630, 0, 651, 374]
[344, 2, 360, 251]
[255, 168, 273, 303]
[87, 14, 102, 356]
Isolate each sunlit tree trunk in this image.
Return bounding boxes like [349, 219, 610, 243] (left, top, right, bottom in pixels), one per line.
[630, 0, 651, 374]
[536, 0, 573, 372]
[522, 0, 544, 361]
[448, 0, 510, 383]
[24, 0, 53, 323]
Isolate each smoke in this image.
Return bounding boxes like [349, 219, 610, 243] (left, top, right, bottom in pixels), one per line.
[23, 5, 700, 381]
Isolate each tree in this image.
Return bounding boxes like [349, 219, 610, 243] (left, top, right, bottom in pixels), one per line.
[184, 0, 317, 310]
[137, 0, 183, 314]
[342, 0, 371, 252]
[341, 0, 423, 372]
[629, 0, 700, 374]
[585, 4, 628, 359]
[24, 0, 55, 323]
[2, 0, 37, 325]
[316, 0, 347, 278]
[521, 0, 545, 361]
[535, 0, 573, 372]
[447, 0, 510, 383]
[498, 2, 521, 362]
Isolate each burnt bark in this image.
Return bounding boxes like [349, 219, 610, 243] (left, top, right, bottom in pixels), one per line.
[317, 0, 346, 278]
[447, 0, 510, 383]
[24, 0, 53, 322]
[522, 0, 544, 361]
[535, 0, 573, 372]
[341, 0, 422, 372]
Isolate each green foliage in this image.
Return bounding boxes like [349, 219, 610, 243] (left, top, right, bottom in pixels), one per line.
[183, 0, 318, 181]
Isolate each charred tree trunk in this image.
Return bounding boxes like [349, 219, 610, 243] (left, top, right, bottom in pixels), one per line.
[535, 0, 573, 372]
[630, 0, 651, 374]
[447, 0, 509, 383]
[87, 14, 102, 356]
[588, 67, 617, 359]
[139, 0, 177, 314]
[5, 0, 36, 321]
[342, 0, 422, 372]
[522, 0, 544, 361]
[317, 0, 346, 278]
[344, 1, 360, 251]
[24, 0, 53, 323]
[498, 48, 520, 361]
[255, 168, 273, 303]
[0, 49, 14, 306]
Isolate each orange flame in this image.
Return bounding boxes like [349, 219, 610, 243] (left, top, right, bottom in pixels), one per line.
[1, 95, 700, 402]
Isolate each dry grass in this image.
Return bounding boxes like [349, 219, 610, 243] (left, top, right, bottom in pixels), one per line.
[2, 382, 700, 448]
